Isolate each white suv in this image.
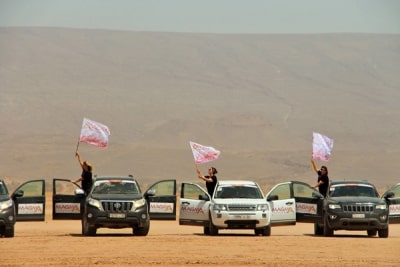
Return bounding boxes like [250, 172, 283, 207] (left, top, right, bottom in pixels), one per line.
[179, 180, 271, 236]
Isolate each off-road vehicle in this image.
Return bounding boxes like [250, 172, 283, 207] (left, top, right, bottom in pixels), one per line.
[0, 179, 16, 237]
[80, 176, 150, 236]
[320, 180, 389, 237]
[179, 180, 271, 236]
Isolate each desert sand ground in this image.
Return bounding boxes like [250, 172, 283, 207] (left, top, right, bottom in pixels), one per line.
[1, 196, 399, 267]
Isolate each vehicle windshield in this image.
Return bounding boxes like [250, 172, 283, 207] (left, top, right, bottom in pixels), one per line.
[329, 185, 378, 197]
[91, 180, 139, 195]
[214, 185, 263, 199]
[0, 182, 7, 195]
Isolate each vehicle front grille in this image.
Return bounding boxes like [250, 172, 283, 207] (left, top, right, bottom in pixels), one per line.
[343, 204, 374, 213]
[101, 201, 133, 212]
[227, 204, 257, 211]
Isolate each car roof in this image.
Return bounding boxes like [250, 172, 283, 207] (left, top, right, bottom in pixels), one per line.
[330, 180, 375, 187]
[94, 176, 136, 182]
[217, 180, 258, 186]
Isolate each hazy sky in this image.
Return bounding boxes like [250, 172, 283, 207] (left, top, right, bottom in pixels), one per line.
[0, 0, 399, 34]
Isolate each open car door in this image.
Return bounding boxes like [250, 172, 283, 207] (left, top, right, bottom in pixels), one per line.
[144, 179, 177, 220]
[52, 178, 85, 220]
[382, 183, 400, 224]
[266, 182, 296, 226]
[12, 179, 46, 221]
[179, 182, 210, 227]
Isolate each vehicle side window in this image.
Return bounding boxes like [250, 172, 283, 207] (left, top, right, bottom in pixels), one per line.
[182, 184, 205, 199]
[293, 183, 315, 198]
[391, 185, 400, 197]
[18, 181, 43, 197]
[147, 181, 175, 196]
[269, 184, 291, 200]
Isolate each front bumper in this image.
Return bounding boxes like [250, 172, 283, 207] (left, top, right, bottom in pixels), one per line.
[211, 211, 269, 229]
[84, 205, 149, 228]
[326, 211, 388, 230]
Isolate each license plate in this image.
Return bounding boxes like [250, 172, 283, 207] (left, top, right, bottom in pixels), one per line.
[109, 213, 126, 219]
[234, 215, 250, 219]
[352, 214, 365, 218]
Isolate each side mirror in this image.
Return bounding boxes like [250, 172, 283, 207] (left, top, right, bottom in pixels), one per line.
[198, 194, 210, 201]
[75, 188, 85, 196]
[384, 191, 395, 199]
[12, 190, 24, 200]
[145, 188, 156, 197]
[267, 195, 278, 201]
[312, 191, 324, 199]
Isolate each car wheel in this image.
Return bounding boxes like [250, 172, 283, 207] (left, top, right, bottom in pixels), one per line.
[4, 225, 14, 238]
[133, 221, 150, 236]
[314, 223, 323, 236]
[82, 217, 96, 236]
[261, 225, 271, 236]
[209, 215, 218, 236]
[323, 215, 334, 237]
[367, 230, 377, 237]
[378, 228, 389, 238]
[203, 226, 210, 235]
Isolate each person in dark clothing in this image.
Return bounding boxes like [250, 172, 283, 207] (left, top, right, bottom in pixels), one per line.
[72, 151, 93, 195]
[196, 164, 218, 196]
[311, 159, 329, 197]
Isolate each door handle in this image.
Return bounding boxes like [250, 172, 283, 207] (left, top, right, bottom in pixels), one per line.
[285, 201, 293, 205]
[182, 201, 190, 205]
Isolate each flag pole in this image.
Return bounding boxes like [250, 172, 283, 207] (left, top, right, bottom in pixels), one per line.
[75, 140, 80, 155]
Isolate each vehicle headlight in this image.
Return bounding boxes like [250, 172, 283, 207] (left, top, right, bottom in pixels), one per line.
[328, 204, 341, 209]
[257, 204, 268, 211]
[0, 199, 13, 211]
[88, 198, 103, 210]
[213, 204, 227, 211]
[375, 204, 387, 210]
[133, 198, 146, 210]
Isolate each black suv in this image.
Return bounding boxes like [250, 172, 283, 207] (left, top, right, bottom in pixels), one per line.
[319, 180, 389, 237]
[0, 179, 16, 237]
[80, 176, 150, 236]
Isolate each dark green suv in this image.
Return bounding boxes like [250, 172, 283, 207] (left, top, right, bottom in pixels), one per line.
[0, 179, 15, 237]
[80, 176, 150, 236]
[320, 180, 389, 238]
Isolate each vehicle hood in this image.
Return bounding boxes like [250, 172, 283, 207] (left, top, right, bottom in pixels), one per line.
[0, 194, 11, 202]
[329, 196, 385, 204]
[90, 194, 143, 201]
[212, 198, 268, 205]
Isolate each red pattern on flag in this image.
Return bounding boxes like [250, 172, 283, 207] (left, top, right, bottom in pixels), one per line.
[312, 132, 334, 161]
[189, 141, 220, 164]
[79, 118, 111, 148]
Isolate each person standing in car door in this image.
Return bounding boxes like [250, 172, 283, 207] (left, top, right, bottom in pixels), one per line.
[72, 151, 93, 196]
[311, 159, 329, 197]
[196, 164, 218, 196]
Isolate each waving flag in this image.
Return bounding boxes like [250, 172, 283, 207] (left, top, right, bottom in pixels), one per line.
[189, 141, 221, 164]
[312, 132, 334, 161]
[79, 118, 111, 148]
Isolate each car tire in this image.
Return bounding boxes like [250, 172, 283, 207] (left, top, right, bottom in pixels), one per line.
[378, 228, 389, 238]
[257, 225, 271, 236]
[82, 217, 96, 236]
[133, 221, 150, 236]
[209, 216, 218, 236]
[4, 225, 14, 238]
[367, 230, 377, 237]
[314, 223, 323, 236]
[323, 215, 334, 237]
[203, 226, 210, 235]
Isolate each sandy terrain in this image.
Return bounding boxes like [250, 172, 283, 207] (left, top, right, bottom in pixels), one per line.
[1, 196, 399, 267]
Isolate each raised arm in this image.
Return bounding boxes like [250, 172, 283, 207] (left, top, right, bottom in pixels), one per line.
[311, 158, 319, 173]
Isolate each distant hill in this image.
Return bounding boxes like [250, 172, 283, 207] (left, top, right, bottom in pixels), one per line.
[1, 27, 399, 191]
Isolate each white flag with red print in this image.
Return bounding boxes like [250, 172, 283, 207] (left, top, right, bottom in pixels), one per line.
[79, 118, 111, 148]
[312, 132, 334, 161]
[189, 141, 221, 164]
